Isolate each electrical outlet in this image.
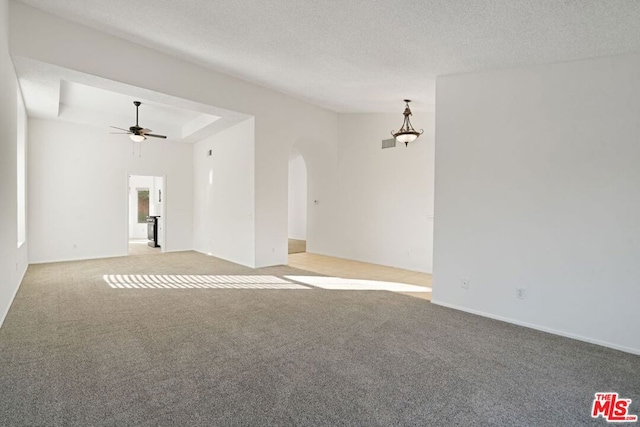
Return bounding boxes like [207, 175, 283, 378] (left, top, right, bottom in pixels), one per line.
[516, 288, 526, 299]
[461, 279, 470, 289]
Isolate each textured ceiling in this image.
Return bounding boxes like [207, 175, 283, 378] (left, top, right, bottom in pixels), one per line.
[14, 0, 640, 112]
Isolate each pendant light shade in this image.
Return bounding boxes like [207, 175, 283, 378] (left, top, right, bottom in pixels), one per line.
[130, 134, 146, 142]
[391, 99, 423, 146]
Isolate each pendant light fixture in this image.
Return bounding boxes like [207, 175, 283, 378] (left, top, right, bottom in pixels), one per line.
[391, 99, 423, 146]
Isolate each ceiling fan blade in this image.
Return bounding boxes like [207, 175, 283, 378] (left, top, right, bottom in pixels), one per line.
[109, 103, 166, 142]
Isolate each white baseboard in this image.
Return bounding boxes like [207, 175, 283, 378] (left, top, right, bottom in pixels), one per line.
[0, 263, 28, 329]
[29, 253, 128, 264]
[431, 299, 640, 356]
[302, 249, 433, 275]
[192, 249, 256, 269]
[30, 248, 196, 265]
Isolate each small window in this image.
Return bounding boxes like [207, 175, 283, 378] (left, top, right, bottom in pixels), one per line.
[137, 189, 149, 223]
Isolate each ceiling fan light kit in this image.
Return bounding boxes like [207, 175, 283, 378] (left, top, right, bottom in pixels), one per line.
[110, 101, 167, 142]
[391, 99, 423, 146]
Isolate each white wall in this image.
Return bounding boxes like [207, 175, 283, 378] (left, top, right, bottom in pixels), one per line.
[0, 0, 29, 327]
[16, 87, 26, 245]
[9, 3, 434, 274]
[28, 119, 193, 263]
[10, 1, 339, 268]
[433, 53, 640, 354]
[152, 176, 163, 217]
[325, 113, 435, 273]
[288, 153, 307, 240]
[193, 119, 255, 267]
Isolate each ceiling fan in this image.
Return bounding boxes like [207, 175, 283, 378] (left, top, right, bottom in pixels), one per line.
[110, 101, 167, 142]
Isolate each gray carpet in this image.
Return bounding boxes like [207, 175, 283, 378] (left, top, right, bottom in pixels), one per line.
[0, 251, 638, 426]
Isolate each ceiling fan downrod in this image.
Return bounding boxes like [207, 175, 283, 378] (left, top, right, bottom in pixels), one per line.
[134, 101, 141, 127]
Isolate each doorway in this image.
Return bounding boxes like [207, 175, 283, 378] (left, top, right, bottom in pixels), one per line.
[288, 149, 307, 255]
[128, 174, 164, 255]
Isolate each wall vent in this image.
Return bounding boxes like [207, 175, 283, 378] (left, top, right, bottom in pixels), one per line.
[382, 138, 396, 149]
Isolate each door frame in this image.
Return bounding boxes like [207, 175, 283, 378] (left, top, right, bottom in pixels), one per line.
[125, 173, 167, 254]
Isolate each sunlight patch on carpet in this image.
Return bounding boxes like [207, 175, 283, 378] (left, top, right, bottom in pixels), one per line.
[285, 276, 431, 292]
[103, 274, 310, 289]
